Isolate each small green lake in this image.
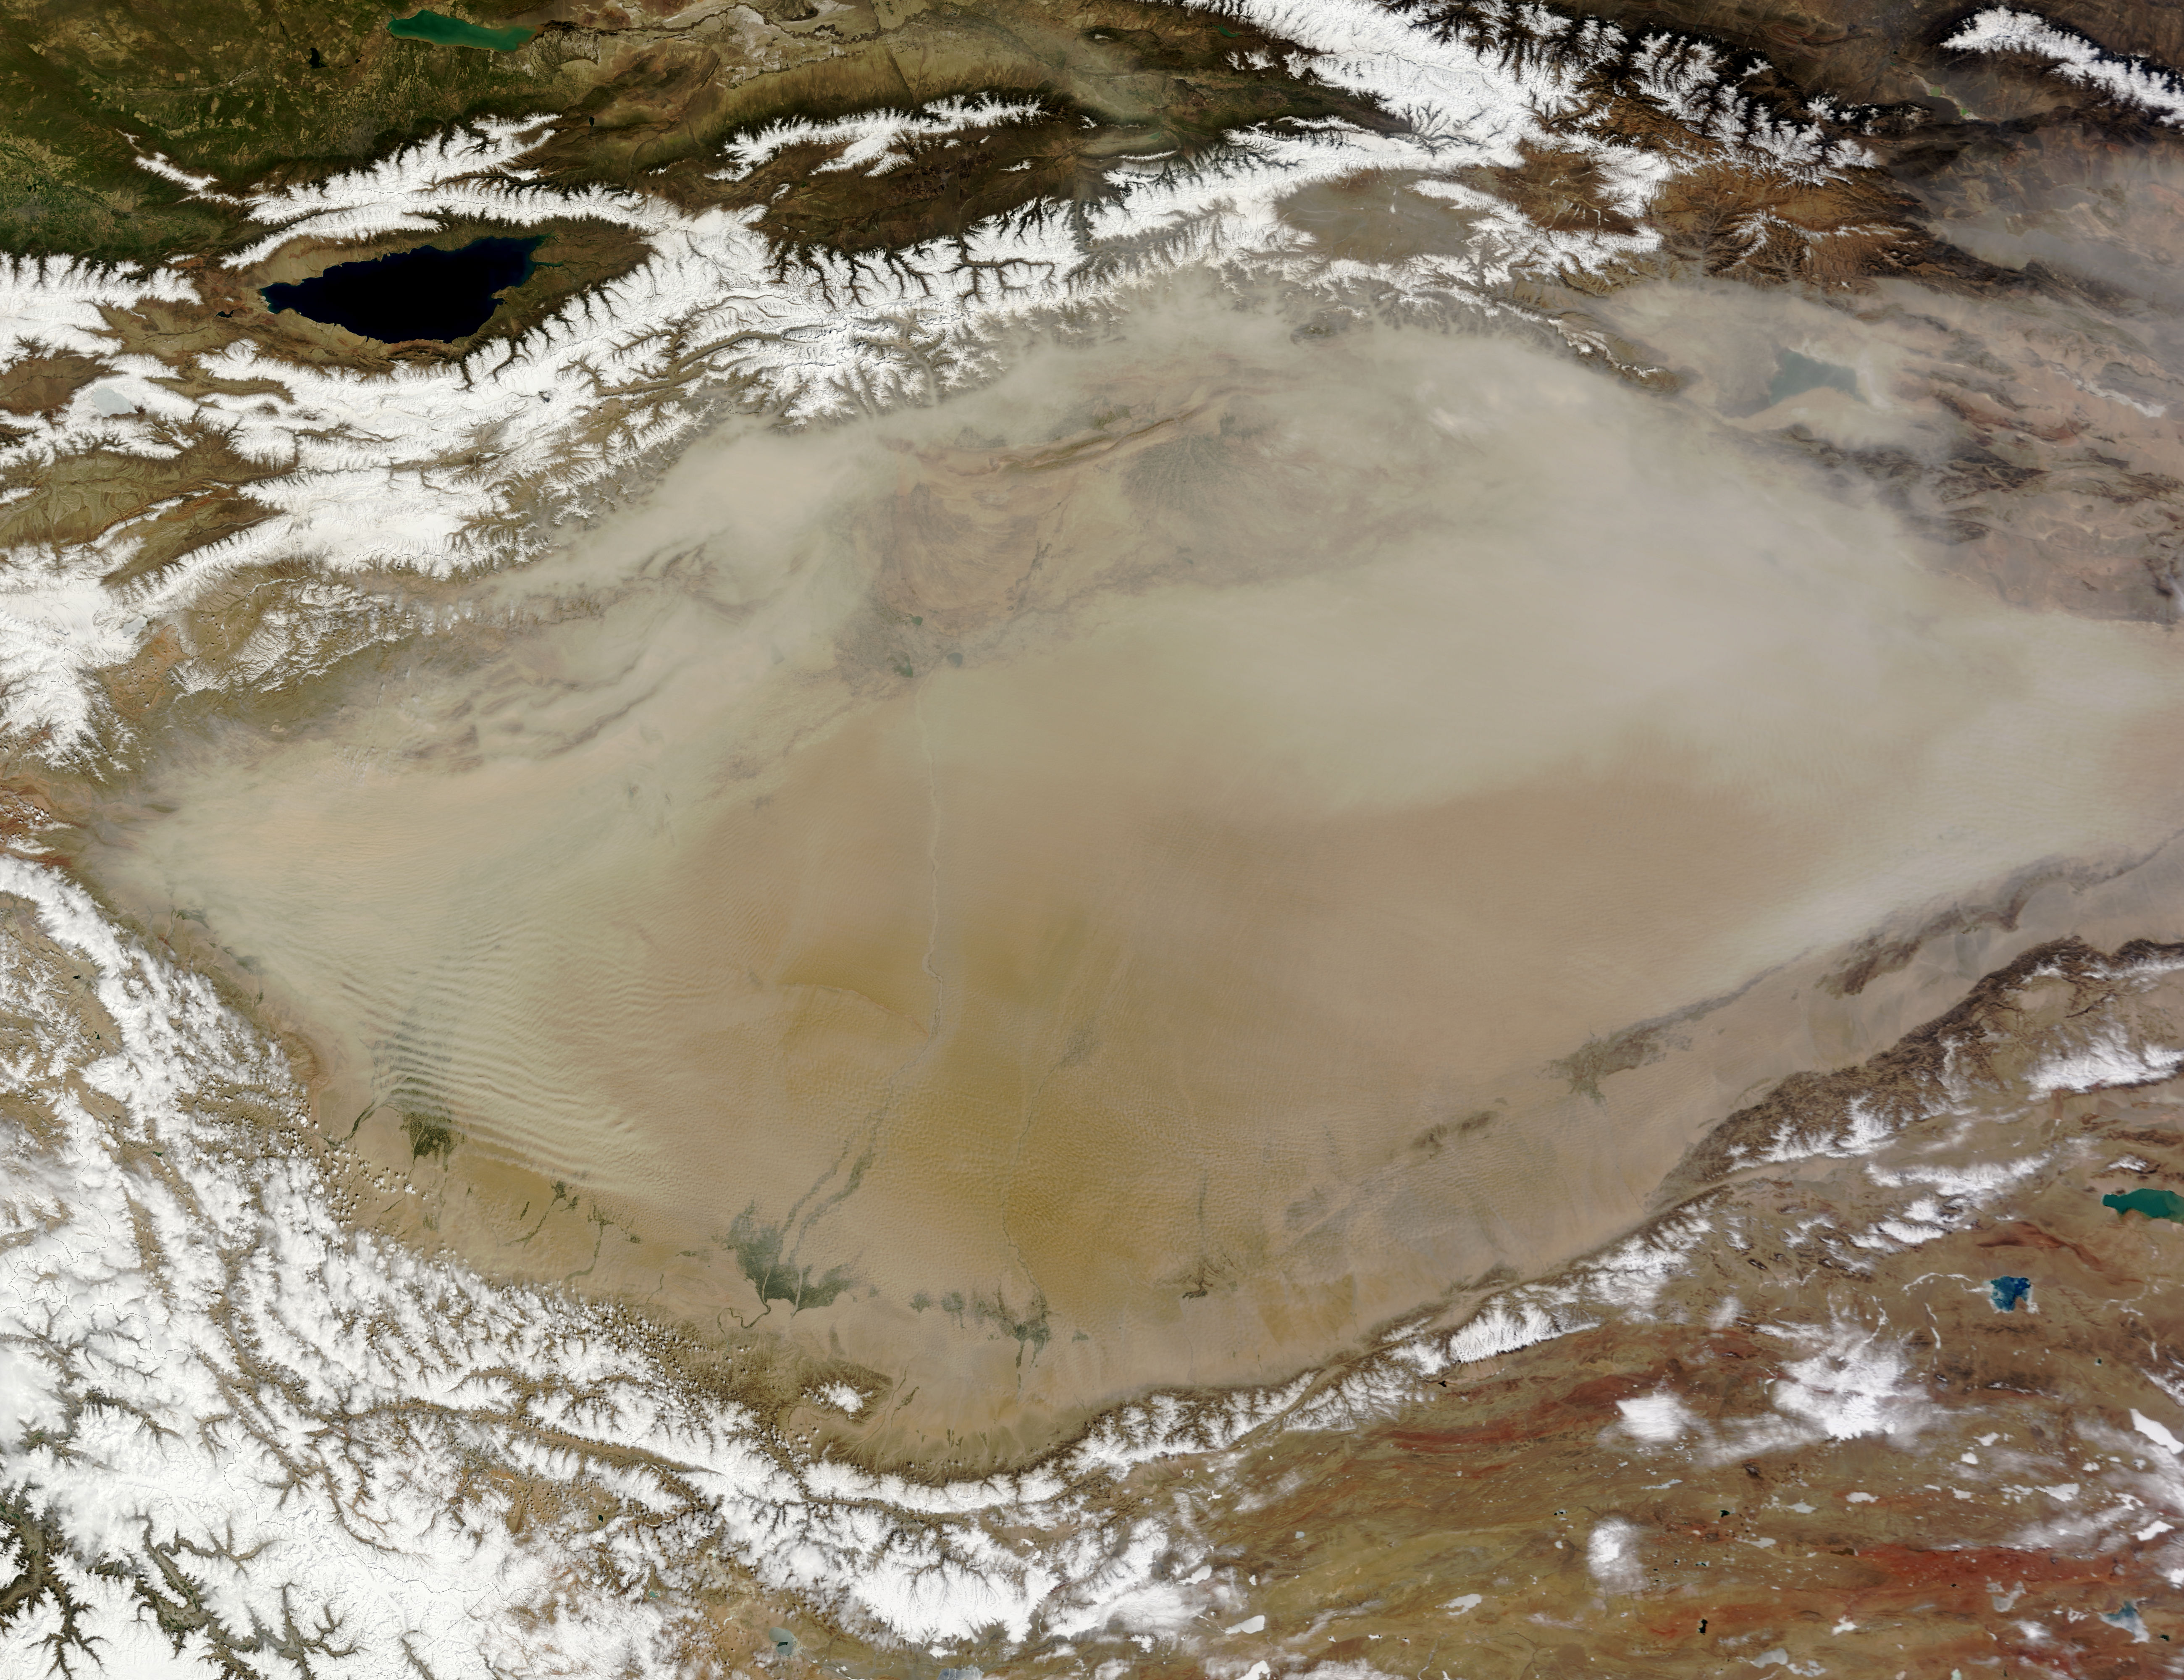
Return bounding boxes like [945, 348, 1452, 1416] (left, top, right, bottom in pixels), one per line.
[387, 9, 537, 50]
[2103, 1187, 2184, 1223]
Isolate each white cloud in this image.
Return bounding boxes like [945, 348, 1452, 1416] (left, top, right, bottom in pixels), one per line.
[1585, 1517, 1644, 1593]
[1617, 1391, 1698, 1444]
[1768, 1324, 1937, 1443]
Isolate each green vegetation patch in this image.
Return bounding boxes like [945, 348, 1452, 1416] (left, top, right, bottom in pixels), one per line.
[0, 0, 1394, 272]
[402, 1109, 457, 1160]
[0, 0, 569, 263]
[724, 1205, 857, 1312]
[388, 10, 538, 52]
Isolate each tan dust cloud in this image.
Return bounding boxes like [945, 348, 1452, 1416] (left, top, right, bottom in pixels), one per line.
[77, 290, 2184, 1463]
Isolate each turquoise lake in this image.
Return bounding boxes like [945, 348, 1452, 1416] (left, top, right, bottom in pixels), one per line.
[2103, 1186, 2184, 1222]
[387, 9, 537, 50]
[1767, 349, 1859, 407]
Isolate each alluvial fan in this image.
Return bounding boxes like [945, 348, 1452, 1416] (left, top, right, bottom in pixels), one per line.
[4, 0, 2184, 1674]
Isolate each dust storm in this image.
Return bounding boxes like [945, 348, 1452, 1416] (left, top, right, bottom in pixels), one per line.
[74, 291, 2184, 1462]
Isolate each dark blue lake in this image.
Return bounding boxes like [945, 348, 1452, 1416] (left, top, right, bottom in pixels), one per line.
[260, 236, 542, 344]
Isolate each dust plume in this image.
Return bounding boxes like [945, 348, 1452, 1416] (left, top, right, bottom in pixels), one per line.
[72, 285, 2184, 1465]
